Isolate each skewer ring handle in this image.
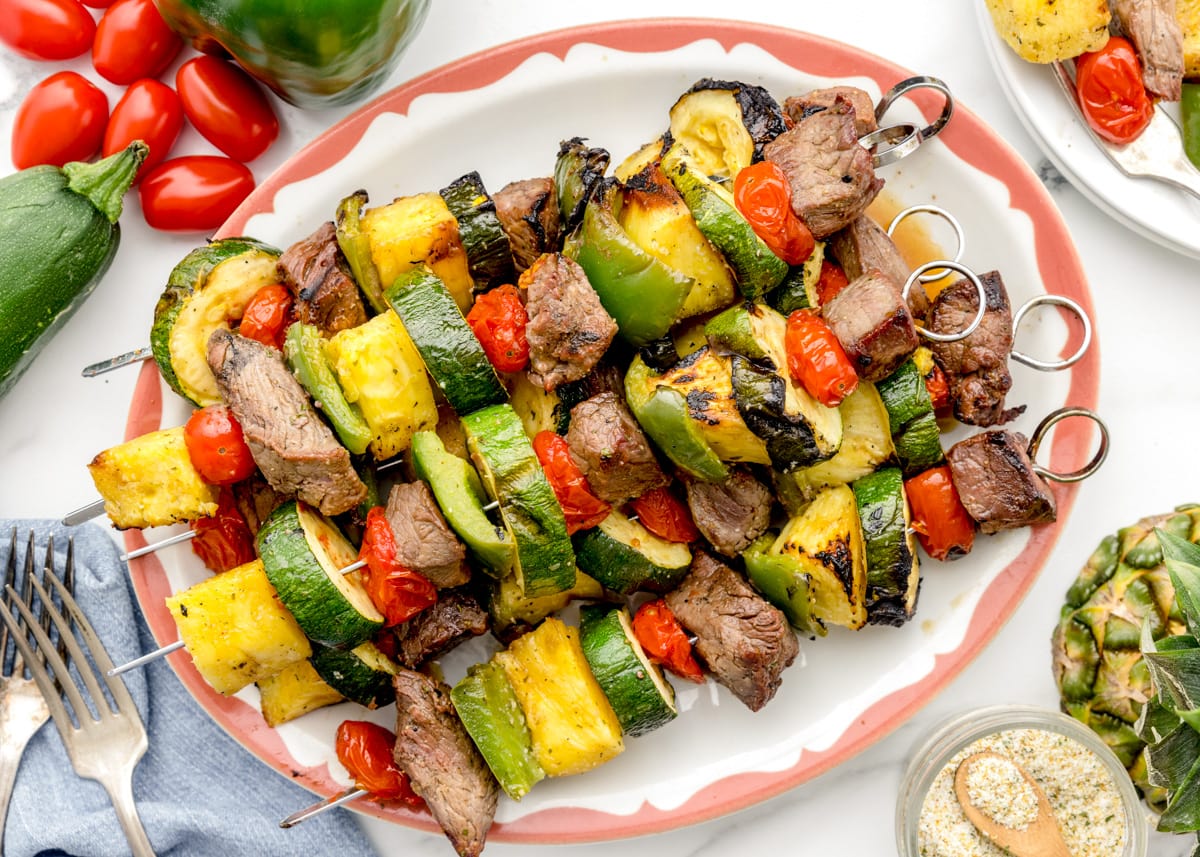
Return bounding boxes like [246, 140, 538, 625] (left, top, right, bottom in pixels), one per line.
[1011, 294, 1092, 371]
[887, 204, 965, 282]
[1027, 406, 1109, 484]
[875, 75, 954, 141]
[902, 260, 986, 343]
[861, 123, 922, 169]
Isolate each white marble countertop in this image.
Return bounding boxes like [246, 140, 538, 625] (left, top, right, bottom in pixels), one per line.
[1, 0, 1198, 854]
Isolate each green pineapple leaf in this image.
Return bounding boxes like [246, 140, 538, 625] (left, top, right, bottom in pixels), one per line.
[1159, 529, 1200, 636]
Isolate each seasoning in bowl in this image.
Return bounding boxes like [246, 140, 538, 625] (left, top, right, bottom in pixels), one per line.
[917, 727, 1127, 856]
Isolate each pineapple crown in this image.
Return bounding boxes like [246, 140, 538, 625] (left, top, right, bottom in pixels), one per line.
[1138, 529, 1200, 841]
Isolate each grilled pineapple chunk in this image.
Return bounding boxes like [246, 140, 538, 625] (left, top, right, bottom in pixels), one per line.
[495, 617, 624, 776]
[88, 426, 218, 529]
[655, 346, 770, 465]
[166, 560, 312, 695]
[774, 485, 868, 630]
[362, 192, 474, 311]
[1181, 0, 1200, 78]
[984, 0, 1110, 62]
[619, 164, 737, 319]
[325, 310, 438, 460]
[257, 660, 343, 727]
[775, 383, 895, 510]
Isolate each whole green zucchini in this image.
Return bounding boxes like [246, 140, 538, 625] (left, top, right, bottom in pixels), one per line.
[0, 141, 147, 400]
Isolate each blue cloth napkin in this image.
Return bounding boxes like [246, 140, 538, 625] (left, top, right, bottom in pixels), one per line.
[2, 520, 379, 857]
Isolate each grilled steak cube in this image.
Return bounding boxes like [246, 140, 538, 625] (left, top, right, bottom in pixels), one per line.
[494, 177, 560, 272]
[763, 96, 883, 239]
[231, 473, 286, 536]
[684, 467, 772, 557]
[276, 221, 368, 336]
[946, 430, 1056, 534]
[927, 269, 1025, 427]
[665, 553, 798, 711]
[392, 589, 489, 669]
[1110, 0, 1184, 100]
[207, 329, 366, 516]
[828, 215, 927, 318]
[783, 85, 878, 137]
[822, 269, 919, 383]
[566, 392, 669, 503]
[385, 481, 470, 589]
[392, 669, 499, 857]
[524, 253, 618, 391]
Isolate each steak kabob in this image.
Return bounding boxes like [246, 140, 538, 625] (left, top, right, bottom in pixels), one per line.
[67, 73, 1106, 857]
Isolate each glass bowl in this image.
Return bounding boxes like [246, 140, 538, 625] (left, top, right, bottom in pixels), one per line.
[895, 704, 1148, 857]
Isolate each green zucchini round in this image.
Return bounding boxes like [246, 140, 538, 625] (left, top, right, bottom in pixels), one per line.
[310, 640, 399, 709]
[0, 143, 146, 400]
[573, 508, 691, 595]
[256, 501, 384, 649]
[385, 268, 507, 414]
[579, 604, 677, 737]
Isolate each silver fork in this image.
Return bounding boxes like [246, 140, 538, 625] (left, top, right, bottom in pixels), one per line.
[1051, 60, 1200, 200]
[0, 529, 74, 854]
[0, 536, 154, 857]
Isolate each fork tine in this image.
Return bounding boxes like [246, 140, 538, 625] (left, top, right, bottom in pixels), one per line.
[38, 533, 55, 644]
[23, 574, 114, 719]
[0, 588, 84, 730]
[19, 531, 34, 608]
[38, 559, 138, 715]
[57, 535, 75, 667]
[0, 526, 16, 671]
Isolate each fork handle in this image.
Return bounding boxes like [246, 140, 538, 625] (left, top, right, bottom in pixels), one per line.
[0, 733, 34, 855]
[101, 769, 155, 857]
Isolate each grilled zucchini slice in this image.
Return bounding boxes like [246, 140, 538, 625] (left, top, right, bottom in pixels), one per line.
[484, 569, 603, 633]
[439, 170, 515, 292]
[853, 467, 919, 626]
[310, 640, 400, 709]
[579, 604, 677, 737]
[619, 162, 738, 319]
[773, 484, 868, 630]
[573, 508, 692, 595]
[667, 78, 788, 179]
[151, 238, 281, 407]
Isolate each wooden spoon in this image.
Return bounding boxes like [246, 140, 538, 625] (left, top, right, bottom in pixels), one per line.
[953, 751, 1072, 857]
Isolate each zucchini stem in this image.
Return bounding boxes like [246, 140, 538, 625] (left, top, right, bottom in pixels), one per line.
[62, 141, 149, 224]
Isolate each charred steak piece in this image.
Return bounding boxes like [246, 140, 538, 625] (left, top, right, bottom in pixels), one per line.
[927, 270, 1025, 427]
[207, 329, 366, 516]
[947, 430, 1056, 534]
[494, 177, 560, 272]
[784, 85, 878, 137]
[276, 221, 368, 336]
[763, 96, 883, 239]
[392, 669, 499, 857]
[523, 253, 618, 391]
[1110, 0, 1184, 100]
[231, 473, 287, 536]
[664, 553, 798, 711]
[391, 589, 489, 669]
[828, 215, 927, 319]
[822, 269, 919, 383]
[384, 481, 470, 589]
[684, 467, 772, 557]
[565, 392, 669, 504]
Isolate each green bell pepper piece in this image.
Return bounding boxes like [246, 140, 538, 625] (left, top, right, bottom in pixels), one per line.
[1183, 83, 1200, 170]
[571, 178, 693, 347]
[153, 0, 431, 109]
[283, 322, 372, 455]
[335, 190, 387, 313]
[624, 357, 728, 482]
[743, 533, 825, 637]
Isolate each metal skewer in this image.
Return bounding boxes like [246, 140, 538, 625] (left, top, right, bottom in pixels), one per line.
[108, 639, 185, 676]
[280, 786, 369, 828]
[121, 530, 197, 562]
[82, 346, 153, 377]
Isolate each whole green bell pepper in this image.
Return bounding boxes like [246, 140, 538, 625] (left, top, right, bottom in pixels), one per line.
[570, 178, 693, 347]
[153, 0, 430, 108]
